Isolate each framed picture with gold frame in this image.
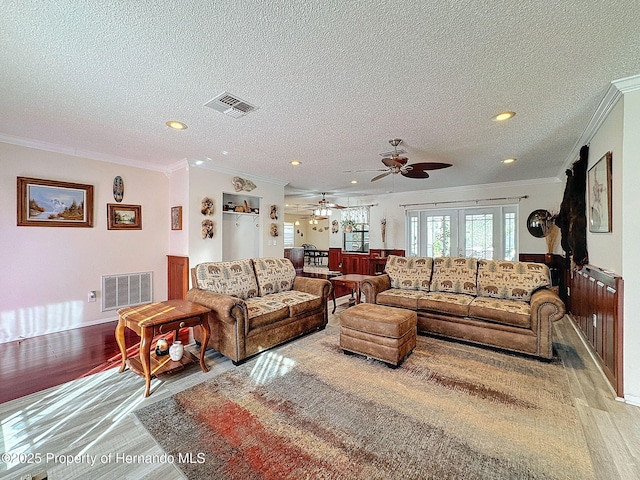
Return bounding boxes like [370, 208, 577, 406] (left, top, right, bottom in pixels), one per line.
[588, 151, 612, 233]
[107, 204, 142, 230]
[17, 177, 94, 227]
[171, 206, 182, 230]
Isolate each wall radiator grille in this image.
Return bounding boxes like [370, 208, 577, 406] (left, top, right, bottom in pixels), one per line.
[102, 272, 153, 311]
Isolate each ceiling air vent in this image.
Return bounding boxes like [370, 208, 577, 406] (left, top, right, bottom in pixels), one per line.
[204, 92, 258, 118]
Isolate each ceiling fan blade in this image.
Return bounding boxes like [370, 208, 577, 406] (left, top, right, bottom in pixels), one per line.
[410, 162, 453, 171]
[401, 165, 430, 179]
[343, 168, 388, 173]
[371, 171, 392, 182]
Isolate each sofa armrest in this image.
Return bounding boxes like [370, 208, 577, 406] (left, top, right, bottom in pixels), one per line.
[186, 288, 249, 362]
[186, 288, 247, 325]
[361, 274, 391, 304]
[293, 276, 331, 299]
[530, 288, 566, 323]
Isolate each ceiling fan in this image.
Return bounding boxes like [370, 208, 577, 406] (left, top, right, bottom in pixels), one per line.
[304, 193, 346, 215]
[348, 139, 452, 182]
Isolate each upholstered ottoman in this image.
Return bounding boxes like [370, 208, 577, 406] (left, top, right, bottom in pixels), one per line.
[340, 303, 417, 367]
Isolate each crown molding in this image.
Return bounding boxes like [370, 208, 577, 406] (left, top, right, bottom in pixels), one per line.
[613, 73, 640, 93]
[561, 73, 640, 172]
[0, 133, 172, 173]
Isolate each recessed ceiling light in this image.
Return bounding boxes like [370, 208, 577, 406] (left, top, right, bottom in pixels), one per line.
[290, 160, 302, 166]
[492, 111, 516, 122]
[502, 158, 517, 164]
[166, 120, 188, 130]
[194, 160, 204, 166]
[351, 180, 358, 184]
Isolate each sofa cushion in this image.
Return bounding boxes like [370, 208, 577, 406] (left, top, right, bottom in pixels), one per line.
[468, 297, 531, 328]
[477, 260, 550, 302]
[431, 257, 478, 295]
[245, 297, 290, 330]
[267, 290, 323, 317]
[253, 257, 297, 296]
[384, 255, 433, 291]
[376, 288, 426, 309]
[418, 292, 475, 317]
[194, 259, 259, 299]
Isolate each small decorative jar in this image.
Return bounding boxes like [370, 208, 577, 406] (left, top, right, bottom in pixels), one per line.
[155, 338, 169, 356]
[169, 341, 184, 361]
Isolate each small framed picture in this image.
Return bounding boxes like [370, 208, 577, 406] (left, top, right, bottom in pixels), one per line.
[107, 204, 142, 230]
[171, 206, 182, 230]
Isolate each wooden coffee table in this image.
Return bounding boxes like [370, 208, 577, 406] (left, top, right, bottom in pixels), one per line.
[330, 274, 373, 314]
[116, 299, 211, 397]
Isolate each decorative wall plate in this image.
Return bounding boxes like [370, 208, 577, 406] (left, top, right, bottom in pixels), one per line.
[113, 176, 124, 202]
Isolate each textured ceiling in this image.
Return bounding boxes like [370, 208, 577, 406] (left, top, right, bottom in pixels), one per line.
[2, 0, 640, 204]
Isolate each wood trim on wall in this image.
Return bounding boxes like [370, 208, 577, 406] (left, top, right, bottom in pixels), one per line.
[568, 264, 624, 397]
[167, 255, 189, 300]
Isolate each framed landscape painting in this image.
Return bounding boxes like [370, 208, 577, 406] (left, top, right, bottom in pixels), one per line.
[17, 177, 94, 227]
[107, 204, 142, 230]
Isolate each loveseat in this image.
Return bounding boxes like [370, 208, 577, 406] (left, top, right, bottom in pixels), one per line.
[360, 256, 565, 359]
[186, 257, 331, 364]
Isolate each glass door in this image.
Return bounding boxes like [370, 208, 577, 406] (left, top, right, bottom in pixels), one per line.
[407, 206, 517, 260]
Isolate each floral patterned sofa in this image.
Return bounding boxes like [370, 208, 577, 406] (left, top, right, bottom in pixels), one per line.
[360, 256, 565, 359]
[186, 257, 331, 364]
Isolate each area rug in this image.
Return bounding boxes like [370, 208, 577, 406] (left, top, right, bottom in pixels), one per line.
[134, 326, 594, 479]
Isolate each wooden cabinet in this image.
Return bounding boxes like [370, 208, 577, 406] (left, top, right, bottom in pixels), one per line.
[167, 255, 189, 300]
[328, 248, 405, 275]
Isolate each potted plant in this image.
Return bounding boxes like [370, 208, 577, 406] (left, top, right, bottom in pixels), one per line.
[341, 219, 356, 232]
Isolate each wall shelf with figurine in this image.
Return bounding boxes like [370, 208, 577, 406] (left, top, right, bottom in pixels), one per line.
[222, 193, 260, 216]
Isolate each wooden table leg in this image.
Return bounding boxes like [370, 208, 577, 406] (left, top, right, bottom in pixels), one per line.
[199, 314, 210, 373]
[331, 283, 337, 314]
[115, 319, 127, 373]
[140, 327, 153, 398]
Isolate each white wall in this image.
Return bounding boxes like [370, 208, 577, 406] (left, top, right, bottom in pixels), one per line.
[186, 165, 285, 269]
[620, 91, 640, 403]
[332, 179, 564, 255]
[587, 99, 624, 273]
[168, 163, 190, 257]
[0, 142, 170, 343]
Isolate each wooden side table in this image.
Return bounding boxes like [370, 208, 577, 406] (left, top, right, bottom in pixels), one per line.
[330, 274, 373, 314]
[116, 299, 211, 397]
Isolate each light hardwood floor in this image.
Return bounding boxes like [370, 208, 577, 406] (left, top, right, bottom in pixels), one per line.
[1, 309, 639, 479]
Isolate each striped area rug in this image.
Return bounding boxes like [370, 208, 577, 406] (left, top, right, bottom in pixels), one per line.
[134, 326, 594, 479]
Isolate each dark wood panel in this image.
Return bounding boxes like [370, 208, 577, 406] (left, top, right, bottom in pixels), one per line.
[328, 248, 341, 271]
[167, 255, 189, 300]
[328, 248, 405, 275]
[568, 265, 623, 396]
[284, 247, 304, 275]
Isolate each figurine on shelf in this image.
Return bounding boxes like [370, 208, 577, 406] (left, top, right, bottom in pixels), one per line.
[155, 338, 169, 356]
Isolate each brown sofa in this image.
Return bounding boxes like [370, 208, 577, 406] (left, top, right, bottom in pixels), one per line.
[186, 257, 331, 364]
[360, 256, 565, 359]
